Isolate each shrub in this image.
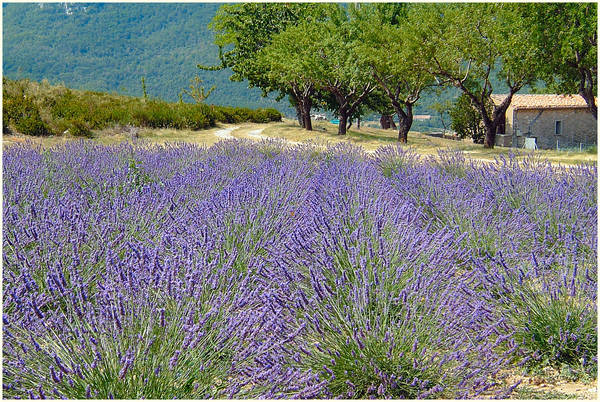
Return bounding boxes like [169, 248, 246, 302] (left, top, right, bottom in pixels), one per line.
[3, 97, 17, 133]
[450, 94, 486, 144]
[2, 141, 595, 399]
[211, 106, 236, 123]
[171, 103, 215, 130]
[512, 289, 597, 371]
[431, 148, 469, 178]
[210, 106, 282, 124]
[249, 109, 270, 123]
[15, 114, 52, 136]
[473, 244, 597, 378]
[3, 92, 51, 136]
[51, 90, 89, 120]
[4, 78, 282, 135]
[263, 108, 282, 122]
[68, 118, 93, 137]
[131, 100, 176, 128]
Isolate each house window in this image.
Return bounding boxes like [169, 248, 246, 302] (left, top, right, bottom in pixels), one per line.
[555, 120, 562, 135]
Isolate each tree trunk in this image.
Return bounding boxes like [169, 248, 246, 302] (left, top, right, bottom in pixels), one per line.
[380, 115, 396, 130]
[397, 120, 410, 143]
[575, 52, 597, 119]
[338, 112, 348, 135]
[579, 69, 597, 119]
[357, 116, 361, 130]
[295, 103, 304, 127]
[347, 119, 352, 131]
[482, 93, 515, 149]
[389, 116, 397, 130]
[302, 100, 313, 131]
[483, 124, 496, 148]
[582, 92, 598, 119]
[394, 103, 413, 144]
[380, 115, 390, 129]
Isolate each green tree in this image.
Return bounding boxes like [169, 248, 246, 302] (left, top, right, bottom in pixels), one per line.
[258, 22, 324, 130]
[408, 3, 540, 148]
[449, 94, 486, 144]
[310, 8, 377, 135]
[525, 3, 597, 118]
[356, 3, 434, 143]
[201, 3, 334, 123]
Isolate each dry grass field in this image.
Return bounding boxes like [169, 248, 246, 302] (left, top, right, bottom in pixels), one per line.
[3, 119, 597, 166]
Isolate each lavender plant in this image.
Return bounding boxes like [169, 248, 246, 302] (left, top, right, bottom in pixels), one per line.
[3, 140, 596, 399]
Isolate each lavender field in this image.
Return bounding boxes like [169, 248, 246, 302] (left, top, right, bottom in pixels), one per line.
[2, 140, 597, 399]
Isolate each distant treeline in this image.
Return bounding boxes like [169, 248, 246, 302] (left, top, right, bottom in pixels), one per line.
[2, 79, 281, 137]
[2, 3, 288, 111]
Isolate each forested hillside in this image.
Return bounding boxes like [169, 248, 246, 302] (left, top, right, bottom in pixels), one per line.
[2, 2, 285, 111]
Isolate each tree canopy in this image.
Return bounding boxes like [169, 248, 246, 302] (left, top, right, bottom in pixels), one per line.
[407, 3, 542, 147]
[524, 3, 597, 118]
[355, 3, 434, 142]
[257, 22, 325, 130]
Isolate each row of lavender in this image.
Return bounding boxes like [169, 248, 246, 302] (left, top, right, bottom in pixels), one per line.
[3, 140, 596, 399]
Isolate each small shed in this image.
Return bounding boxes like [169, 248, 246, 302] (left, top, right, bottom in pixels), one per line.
[491, 94, 597, 150]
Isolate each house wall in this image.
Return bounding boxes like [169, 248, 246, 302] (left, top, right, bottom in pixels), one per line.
[508, 108, 597, 150]
[505, 107, 515, 137]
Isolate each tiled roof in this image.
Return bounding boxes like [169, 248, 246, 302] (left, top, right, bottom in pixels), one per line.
[491, 94, 593, 109]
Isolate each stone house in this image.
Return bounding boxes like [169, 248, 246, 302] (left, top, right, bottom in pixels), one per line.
[491, 94, 597, 150]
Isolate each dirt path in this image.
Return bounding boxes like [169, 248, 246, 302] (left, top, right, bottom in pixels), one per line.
[233, 126, 301, 145]
[214, 126, 239, 140]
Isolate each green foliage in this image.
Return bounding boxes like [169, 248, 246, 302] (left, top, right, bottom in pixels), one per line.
[2, 79, 51, 136]
[430, 99, 453, 131]
[180, 75, 215, 104]
[131, 100, 177, 128]
[2, 3, 283, 111]
[4, 2, 587, 130]
[206, 3, 334, 89]
[14, 112, 52, 137]
[498, 280, 597, 377]
[3, 78, 281, 136]
[354, 3, 435, 141]
[50, 89, 135, 129]
[449, 94, 486, 144]
[523, 3, 597, 114]
[406, 3, 543, 146]
[257, 21, 322, 96]
[268, 8, 378, 134]
[261, 108, 282, 122]
[68, 118, 93, 138]
[131, 101, 219, 130]
[211, 106, 281, 124]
